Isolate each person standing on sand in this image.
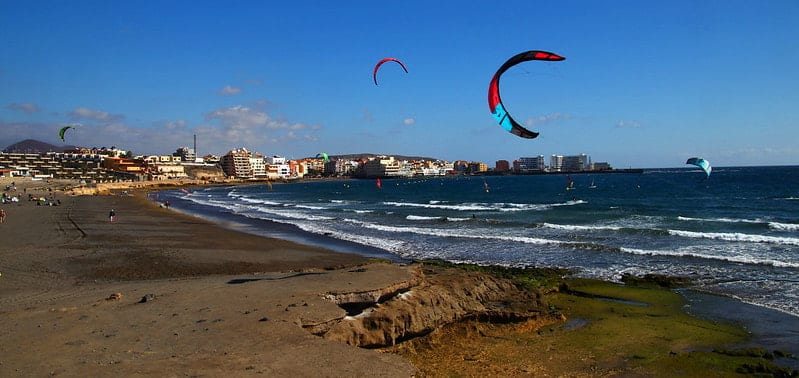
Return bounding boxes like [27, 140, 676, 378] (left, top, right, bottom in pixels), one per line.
[0, 208, 6, 223]
[109, 209, 116, 222]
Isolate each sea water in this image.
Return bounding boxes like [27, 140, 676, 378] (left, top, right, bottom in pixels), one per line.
[156, 166, 799, 317]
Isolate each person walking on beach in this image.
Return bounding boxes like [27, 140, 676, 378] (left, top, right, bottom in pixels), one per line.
[109, 209, 116, 222]
[0, 209, 6, 223]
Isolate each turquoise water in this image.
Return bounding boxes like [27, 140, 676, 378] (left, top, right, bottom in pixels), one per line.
[157, 166, 799, 317]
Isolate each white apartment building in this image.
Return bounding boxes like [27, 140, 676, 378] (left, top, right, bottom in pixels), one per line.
[250, 156, 267, 179]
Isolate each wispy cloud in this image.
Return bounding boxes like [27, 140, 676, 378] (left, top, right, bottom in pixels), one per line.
[403, 117, 415, 126]
[524, 113, 571, 127]
[616, 120, 641, 128]
[218, 85, 242, 96]
[7, 102, 41, 114]
[361, 109, 373, 123]
[68, 107, 124, 122]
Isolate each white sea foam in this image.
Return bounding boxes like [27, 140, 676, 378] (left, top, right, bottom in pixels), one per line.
[383, 201, 495, 211]
[541, 223, 622, 231]
[295, 221, 408, 253]
[343, 209, 373, 214]
[406, 215, 472, 222]
[677, 216, 763, 224]
[249, 206, 335, 221]
[342, 218, 562, 246]
[406, 215, 443, 221]
[668, 229, 799, 246]
[383, 200, 577, 212]
[294, 204, 327, 210]
[620, 247, 799, 268]
[768, 222, 799, 232]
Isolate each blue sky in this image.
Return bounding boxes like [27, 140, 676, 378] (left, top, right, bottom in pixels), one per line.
[2, 1, 797, 168]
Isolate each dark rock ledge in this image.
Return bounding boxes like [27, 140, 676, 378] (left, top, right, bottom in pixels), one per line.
[303, 265, 561, 348]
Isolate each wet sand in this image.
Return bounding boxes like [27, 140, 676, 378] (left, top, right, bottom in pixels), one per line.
[0, 179, 417, 376]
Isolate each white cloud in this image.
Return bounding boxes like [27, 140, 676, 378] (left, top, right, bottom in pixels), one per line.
[251, 99, 270, 109]
[204, 105, 317, 146]
[7, 102, 41, 114]
[164, 120, 187, 131]
[68, 107, 124, 122]
[524, 113, 571, 127]
[616, 120, 641, 128]
[403, 118, 415, 126]
[218, 85, 242, 95]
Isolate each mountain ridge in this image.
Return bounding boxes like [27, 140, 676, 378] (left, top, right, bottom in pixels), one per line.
[3, 139, 74, 154]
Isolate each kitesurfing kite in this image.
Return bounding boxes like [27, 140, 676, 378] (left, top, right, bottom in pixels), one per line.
[316, 152, 329, 163]
[686, 157, 712, 178]
[488, 50, 565, 139]
[58, 125, 76, 141]
[373, 57, 408, 85]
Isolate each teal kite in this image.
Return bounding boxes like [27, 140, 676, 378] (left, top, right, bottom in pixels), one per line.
[686, 157, 712, 178]
[316, 152, 329, 163]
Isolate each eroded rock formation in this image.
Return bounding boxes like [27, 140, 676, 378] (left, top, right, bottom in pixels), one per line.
[306, 265, 556, 348]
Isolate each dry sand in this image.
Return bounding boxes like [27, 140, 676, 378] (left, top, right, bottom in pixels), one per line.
[0, 179, 418, 376]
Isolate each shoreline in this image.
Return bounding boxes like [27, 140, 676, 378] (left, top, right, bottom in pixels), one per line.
[2, 177, 797, 376]
[149, 188, 406, 263]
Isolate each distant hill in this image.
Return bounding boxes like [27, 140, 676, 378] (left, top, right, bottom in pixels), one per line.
[3, 139, 74, 154]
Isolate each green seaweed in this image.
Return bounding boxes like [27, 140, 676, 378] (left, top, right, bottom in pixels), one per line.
[400, 262, 799, 376]
[417, 258, 570, 292]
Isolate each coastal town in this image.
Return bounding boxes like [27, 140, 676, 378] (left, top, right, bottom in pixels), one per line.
[1, 138, 623, 182]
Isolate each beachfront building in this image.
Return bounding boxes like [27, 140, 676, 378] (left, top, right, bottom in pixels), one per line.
[452, 160, 469, 174]
[549, 155, 563, 172]
[153, 164, 188, 179]
[220, 148, 253, 179]
[361, 156, 403, 178]
[173, 147, 196, 162]
[426, 161, 453, 176]
[562, 154, 590, 172]
[45, 152, 138, 181]
[0, 151, 140, 181]
[516, 156, 546, 173]
[250, 154, 267, 179]
[289, 160, 307, 178]
[303, 158, 326, 175]
[102, 156, 144, 174]
[495, 160, 511, 173]
[202, 154, 221, 164]
[469, 162, 488, 174]
[398, 160, 416, 177]
[266, 156, 291, 179]
[328, 159, 359, 176]
[590, 161, 612, 171]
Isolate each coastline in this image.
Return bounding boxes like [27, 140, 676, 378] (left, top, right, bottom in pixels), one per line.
[1, 177, 797, 376]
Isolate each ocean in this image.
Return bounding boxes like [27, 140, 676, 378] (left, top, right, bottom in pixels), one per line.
[154, 166, 799, 318]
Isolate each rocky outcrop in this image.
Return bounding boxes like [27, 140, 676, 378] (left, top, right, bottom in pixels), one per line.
[306, 265, 553, 348]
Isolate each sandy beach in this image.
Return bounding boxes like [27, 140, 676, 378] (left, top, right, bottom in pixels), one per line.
[2, 178, 797, 377]
[0, 179, 418, 376]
